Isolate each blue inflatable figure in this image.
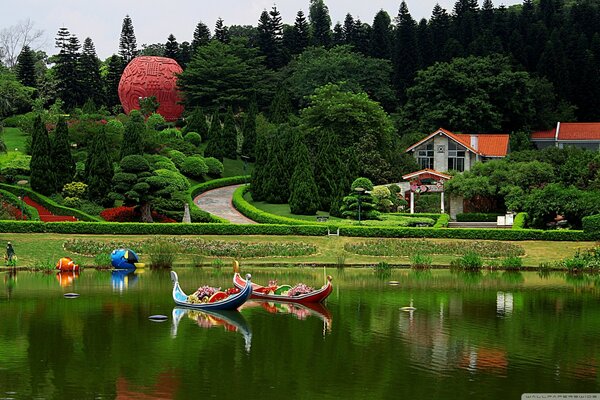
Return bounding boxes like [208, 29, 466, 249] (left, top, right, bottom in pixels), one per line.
[111, 248, 144, 269]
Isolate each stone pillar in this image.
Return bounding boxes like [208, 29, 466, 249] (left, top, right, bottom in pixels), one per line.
[441, 191, 445, 214]
[410, 191, 414, 214]
[449, 195, 463, 220]
[182, 203, 191, 223]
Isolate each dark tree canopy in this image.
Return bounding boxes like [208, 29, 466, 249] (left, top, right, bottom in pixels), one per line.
[15, 45, 36, 88]
[119, 15, 138, 64]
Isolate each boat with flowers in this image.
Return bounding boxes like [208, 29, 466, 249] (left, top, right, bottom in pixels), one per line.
[170, 271, 252, 310]
[232, 267, 332, 304]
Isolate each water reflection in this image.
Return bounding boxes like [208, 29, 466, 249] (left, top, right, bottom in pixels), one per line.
[171, 307, 252, 352]
[56, 270, 80, 288]
[241, 300, 333, 335]
[111, 269, 139, 292]
[496, 291, 514, 317]
[3, 269, 17, 299]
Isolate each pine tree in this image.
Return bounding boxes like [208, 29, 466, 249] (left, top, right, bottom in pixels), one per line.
[192, 21, 211, 52]
[250, 128, 270, 200]
[120, 110, 145, 159]
[263, 127, 291, 203]
[452, 0, 480, 50]
[257, 8, 283, 69]
[352, 19, 371, 56]
[221, 106, 238, 159]
[343, 14, 355, 44]
[214, 18, 230, 43]
[241, 101, 257, 161]
[393, 1, 421, 102]
[430, 4, 451, 62]
[51, 116, 75, 190]
[30, 115, 57, 195]
[370, 10, 392, 60]
[119, 15, 138, 64]
[288, 10, 310, 55]
[332, 23, 345, 46]
[204, 112, 223, 161]
[269, 87, 293, 124]
[417, 19, 433, 67]
[164, 34, 180, 63]
[15, 45, 36, 87]
[179, 41, 192, 68]
[309, 0, 332, 47]
[54, 27, 82, 110]
[86, 126, 114, 204]
[104, 55, 124, 109]
[289, 139, 319, 215]
[80, 38, 104, 106]
[183, 108, 208, 138]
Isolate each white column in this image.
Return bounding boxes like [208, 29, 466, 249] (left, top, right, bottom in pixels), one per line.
[410, 191, 414, 214]
[441, 191, 445, 214]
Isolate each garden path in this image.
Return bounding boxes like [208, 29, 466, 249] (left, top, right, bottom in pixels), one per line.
[194, 185, 256, 224]
[24, 197, 77, 222]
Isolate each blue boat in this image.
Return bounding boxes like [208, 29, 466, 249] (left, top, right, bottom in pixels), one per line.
[111, 248, 144, 269]
[170, 271, 252, 311]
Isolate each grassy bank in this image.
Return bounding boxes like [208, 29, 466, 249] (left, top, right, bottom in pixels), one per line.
[0, 233, 593, 270]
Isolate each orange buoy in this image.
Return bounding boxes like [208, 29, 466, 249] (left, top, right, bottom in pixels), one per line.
[56, 257, 79, 271]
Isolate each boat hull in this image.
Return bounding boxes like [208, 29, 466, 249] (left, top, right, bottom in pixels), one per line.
[171, 271, 252, 311]
[233, 272, 332, 304]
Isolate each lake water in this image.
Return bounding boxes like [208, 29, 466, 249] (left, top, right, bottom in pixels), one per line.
[1, 267, 599, 399]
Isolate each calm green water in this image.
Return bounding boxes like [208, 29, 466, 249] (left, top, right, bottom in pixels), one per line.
[1, 267, 599, 399]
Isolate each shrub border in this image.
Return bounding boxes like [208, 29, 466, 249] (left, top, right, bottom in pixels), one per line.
[513, 212, 528, 230]
[186, 176, 251, 223]
[0, 189, 40, 220]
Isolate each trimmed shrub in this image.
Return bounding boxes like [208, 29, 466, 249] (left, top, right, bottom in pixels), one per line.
[181, 156, 208, 179]
[63, 197, 82, 208]
[433, 214, 450, 228]
[100, 206, 176, 223]
[456, 213, 501, 222]
[160, 128, 183, 140]
[0, 189, 40, 220]
[146, 113, 166, 130]
[513, 212, 528, 229]
[205, 157, 224, 177]
[166, 150, 186, 169]
[184, 131, 202, 147]
[62, 182, 88, 198]
[582, 214, 600, 235]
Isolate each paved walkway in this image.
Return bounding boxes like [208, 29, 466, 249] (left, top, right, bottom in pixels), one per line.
[194, 184, 256, 224]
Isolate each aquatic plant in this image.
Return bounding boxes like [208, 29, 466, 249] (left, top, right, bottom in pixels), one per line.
[145, 239, 177, 268]
[451, 252, 483, 271]
[501, 256, 523, 271]
[373, 261, 392, 278]
[410, 253, 432, 269]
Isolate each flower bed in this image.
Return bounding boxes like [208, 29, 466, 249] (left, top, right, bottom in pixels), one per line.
[100, 206, 176, 223]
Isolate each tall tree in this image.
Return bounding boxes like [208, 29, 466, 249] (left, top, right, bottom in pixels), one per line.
[104, 55, 124, 109]
[15, 45, 36, 87]
[343, 14, 356, 45]
[53, 28, 82, 109]
[370, 10, 392, 60]
[452, 0, 480, 50]
[51, 116, 75, 190]
[392, 1, 421, 102]
[351, 19, 371, 56]
[309, 0, 332, 47]
[192, 21, 212, 52]
[332, 23, 345, 46]
[430, 3, 451, 62]
[164, 34, 180, 63]
[221, 106, 238, 159]
[119, 15, 138, 64]
[80, 37, 103, 106]
[287, 11, 310, 55]
[30, 115, 57, 195]
[269, 87, 293, 124]
[257, 7, 284, 69]
[183, 107, 208, 138]
[204, 112, 223, 161]
[289, 139, 319, 215]
[214, 18, 230, 43]
[179, 41, 192, 68]
[241, 101, 257, 161]
[120, 110, 145, 158]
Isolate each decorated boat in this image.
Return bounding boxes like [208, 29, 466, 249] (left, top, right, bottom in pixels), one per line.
[233, 268, 333, 304]
[171, 307, 252, 352]
[170, 271, 252, 311]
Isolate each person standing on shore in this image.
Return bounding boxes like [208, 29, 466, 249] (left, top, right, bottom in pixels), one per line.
[5, 241, 15, 265]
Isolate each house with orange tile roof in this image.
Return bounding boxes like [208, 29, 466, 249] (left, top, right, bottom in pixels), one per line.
[405, 128, 510, 172]
[531, 122, 600, 150]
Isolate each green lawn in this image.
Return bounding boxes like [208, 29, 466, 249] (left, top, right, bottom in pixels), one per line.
[2, 127, 27, 153]
[223, 157, 253, 178]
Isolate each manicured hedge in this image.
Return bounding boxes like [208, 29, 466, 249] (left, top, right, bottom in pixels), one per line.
[456, 212, 500, 222]
[185, 176, 251, 223]
[395, 212, 442, 222]
[232, 185, 320, 225]
[433, 213, 450, 228]
[0, 189, 40, 220]
[0, 183, 101, 222]
[582, 214, 600, 234]
[513, 212, 528, 230]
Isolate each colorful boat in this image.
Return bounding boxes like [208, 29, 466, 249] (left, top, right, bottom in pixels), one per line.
[170, 271, 252, 311]
[233, 271, 333, 304]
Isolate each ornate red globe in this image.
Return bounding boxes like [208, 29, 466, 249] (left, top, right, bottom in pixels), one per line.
[118, 56, 184, 121]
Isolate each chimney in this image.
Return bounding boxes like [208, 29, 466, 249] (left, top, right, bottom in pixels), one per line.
[470, 135, 478, 150]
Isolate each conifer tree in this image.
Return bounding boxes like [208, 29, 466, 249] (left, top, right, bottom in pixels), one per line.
[214, 18, 230, 43]
[179, 41, 192, 68]
[241, 101, 257, 161]
[309, 0, 332, 47]
[192, 21, 212, 52]
[54, 28, 82, 109]
[119, 15, 138, 64]
[262, 127, 291, 203]
[183, 108, 208, 138]
[289, 139, 319, 215]
[393, 1, 421, 102]
[352, 19, 371, 55]
[30, 115, 57, 195]
[80, 38, 104, 106]
[86, 126, 114, 204]
[250, 128, 270, 201]
[221, 106, 238, 159]
[120, 110, 145, 159]
[343, 14, 355, 44]
[51, 116, 75, 190]
[164, 34, 180, 63]
[332, 23, 345, 46]
[257, 6, 284, 69]
[204, 112, 223, 161]
[15, 45, 36, 87]
[370, 10, 392, 60]
[430, 3, 451, 62]
[104, 55, 124, 109]
[288, 11, 310, 55]
[269, 87, 293, 124]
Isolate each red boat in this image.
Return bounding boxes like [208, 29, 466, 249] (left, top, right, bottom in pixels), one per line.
[233, 272, 333, 304]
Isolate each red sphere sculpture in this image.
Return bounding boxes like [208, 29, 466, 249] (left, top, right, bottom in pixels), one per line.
[118, 56, 184, 121]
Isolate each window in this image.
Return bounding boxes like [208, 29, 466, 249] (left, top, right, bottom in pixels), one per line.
[448, 141, 466, 171]
[417, 143, 434, 169]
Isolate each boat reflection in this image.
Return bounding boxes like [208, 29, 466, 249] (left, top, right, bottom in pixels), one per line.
[171, 307, 252, 352]
[241, 300, 333, 334]
[56, 270, 80, 288]
[111, 269, 139, 292]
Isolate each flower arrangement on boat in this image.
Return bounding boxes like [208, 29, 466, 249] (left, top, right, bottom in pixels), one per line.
[187, 285, 240, 304]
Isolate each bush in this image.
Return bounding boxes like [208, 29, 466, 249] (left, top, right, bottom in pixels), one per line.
[373, 261, 392, 277]
[146, 113, 166, 130]
[456, 213, 500, 222]
[582, 214, 600, 235]
[501, 256, 523, 270]
[63, 182, 88, 198]
[145, 238, 178, 268]
[433, 214, 450, 228]
[205, 157, 224, 177]
[184, 131, 202, 147]
[2, 115, 24, 127]
[181, 156, 208, 179]
[166, 149, 186, 169]
[0, 154, 31, 179]
[513, 212, 528, 229]
[160, 128, 183, 140]
[410, 253, 432, 269]
[63, 197, 82, 208]
[451, 252, 483, 271]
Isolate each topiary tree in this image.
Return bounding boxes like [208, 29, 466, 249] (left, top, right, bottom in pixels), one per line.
[86, 126, 114, 204]
[288, 140, 319, 215]
[121, 110, 145, 158]
[51, 116, 76, 191]
[110, 154, 155, 222]
[204, 113, 223, 161]
[182, 107, 208, 138]
[166, 149, 186, 169]
[340, 177, 379, 220]
[221, 106, 237, 159]
[180, 156, 208, 179]
[30, 115, 57, 195]
[183, 131, 202, 147]
[146, 112, 166, 130]
[240, 101, 257, 161]
[205, 157, 224, 177]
